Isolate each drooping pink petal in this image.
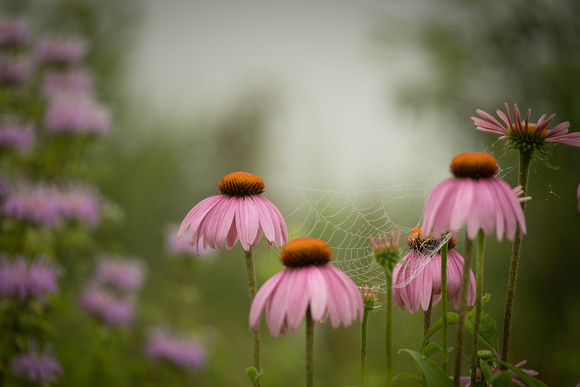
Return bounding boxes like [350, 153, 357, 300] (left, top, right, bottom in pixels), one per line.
[249, 270, 285, 332]
[305, 266, 329, 322]
[266, 270, 294, 337]
[327, 265, 363, 324]
[286, 268, 310, 332]
[177, 195, 222, 239]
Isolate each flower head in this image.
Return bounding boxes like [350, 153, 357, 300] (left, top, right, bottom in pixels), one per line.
[370, 232, 401, 273]
[0, 54, 31, 85]
[178, 172, 288, 253]
[44, 95, 111, 136]
[78, 287, 134, 326]
[94, 257, 145, 292]
[0, 17, 28, 48]
[392, 227, 475, 314]
[0, 256, 61, 303]
[472, 103, 580, 152]
[10, 346, 62, 384]
[36, 36, 87, 66]
[42, 69, 94, 97]
[249, 238, 363, 337]
[360, 285, 380, 312]
[422, 152, 526, 241]
[146, 330, 206, 370]
[0, 117, 35, 151]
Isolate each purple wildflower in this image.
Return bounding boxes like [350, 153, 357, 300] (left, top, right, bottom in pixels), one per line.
[44, 95, 111, 136]
[95, 257, 145, 292]
[59, 185, 100, 227]
[146, 330, 206, 370]
[0, 257, 29, 302]
[0, 54, 31, 85]
[36, 36, 87, 66]
[392, 227, 475, 314]
[166, 226, 216, 259]
[178, 172, 287, 253]
[42, 69, 94, 97]
[0, 256, 61, 303]
[1, 182, 62, 228]
[0, 117, 35, 151]
[0, 17, 28, 48]
[472, 103, 580, 151]
[250, 238, 363, 337]
[422, 152, 526, 241]
[78, 287, 134, 326]
[11, 346, 62, 384]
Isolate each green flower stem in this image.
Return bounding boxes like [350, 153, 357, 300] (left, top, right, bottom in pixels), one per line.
[306, 309, 314, 387]
[423, 298, 432, 338]
[361, 307, 370, 387]
[501, 150, 532, 367]
[386, 271, 393, 387]
[453, 237, 473, 387]
[244, 247, 261, 387]
[470, 230, 486, 385]
[440, 242, 449, 372]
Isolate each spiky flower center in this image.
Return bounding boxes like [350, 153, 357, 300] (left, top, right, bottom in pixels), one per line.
[450, 152, 498, 179]
[407, 226, 455, 254]
[219, 172, 265, 197]
[509, 123, 547, 139]
[280, 238, 332, 268]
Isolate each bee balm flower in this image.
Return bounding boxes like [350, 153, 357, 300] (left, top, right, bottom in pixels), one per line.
[178, 172, 287, 253]
[422, 152, 526, 241]
[249, 238, 363, 337]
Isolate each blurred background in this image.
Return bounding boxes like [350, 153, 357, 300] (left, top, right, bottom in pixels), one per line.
[1, 0, 579, 385]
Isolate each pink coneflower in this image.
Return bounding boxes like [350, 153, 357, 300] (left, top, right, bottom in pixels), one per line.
[422, 152, 526, 241]
[0, 117, 35, 151]
[78, 287, 134, 326]
[36, 36, 87, 66]
[44, 95, 111, 136]
[392, 227, 475, 314]
[146, 330, 206, 370]
[0, 17, 28, 48]
[250, 238, 363, 337]
[178, 172, 287, 253]
[95, 257, 145, 292]
[10, 346, 62, 384]
[472, 103, 580, 151]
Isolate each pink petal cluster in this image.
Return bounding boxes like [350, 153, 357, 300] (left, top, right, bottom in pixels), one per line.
[178, 194, 287, 253]
[78, 287, 134, 326]
[0, 17, 28, 48]
[146, 330, 206, 370]
[423, 177, 526, 241]
[392, 250, 475, 314]
[42, 69, 94, 97]
[36, 36, 87, 65]
[94, 257, 145, 291]
[0, 54, 31, 85]
[0, 117, 35, 151]
[472, 103, 580, 147]
[250, 265, 363, 337]
[166, 226, 216, 259]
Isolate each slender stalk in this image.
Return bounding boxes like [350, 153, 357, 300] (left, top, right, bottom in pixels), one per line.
[470, 230, 486, 385]
[423, 298, 432, 338]
[453, 237, 473, 387]
[385, 271, 393, 387]
[306, 309, 314, 387]
[361, 307, 370, 387]
[501, 150, 532, 367]
[440, 242, 449, 372]
[244, 248, 261, 387]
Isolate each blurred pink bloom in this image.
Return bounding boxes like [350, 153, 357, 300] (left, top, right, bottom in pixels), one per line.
[392, 226, 475, 314]
[0, 17, 28, 48]
[11, 345, 62, 384]
[44, 95, 111, 135]
[423, 152, 526, 241]
[42, 69, 94, 97]
[166, 226, 216, 259]
[250, 238, 363, 337]
[78, 287, 134, 326]
[59, 185, 101, 227]
[1, 182, 62, 227]
[95, 257, 145, 291]
[146, 330, 206, 370]
[0, 117, 35, 151]
[36, 36, 87, 65]
[0, 54, 31, 85]
[472, 103, 580, 148]
[178, 172, 287, 253]
[0, 256, 61, 303]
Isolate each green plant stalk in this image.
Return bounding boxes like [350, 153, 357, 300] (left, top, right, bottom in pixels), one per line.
[470, 230, 486, 385]
[306, 309, 314, 387]
[440, 242, 449, 372]
[244, 248, 261, 387]
[423, 298, 432, 339]
[501, 150, 532, 367]
[361, 307, 370, 387]
[453, 237, 473, 387]
[386, 271, 393, 387]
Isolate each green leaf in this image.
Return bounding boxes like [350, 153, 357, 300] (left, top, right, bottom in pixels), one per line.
[480, 360, 513, 387]
[421, 312, 458, 349]
[394, 373, 427, 385]
[246, 367, 263, 384]
[465, 293, 499, 350]
[490, 359, 548, 387]
[421, 343, 443, 357]
[399, 349, 453, 387]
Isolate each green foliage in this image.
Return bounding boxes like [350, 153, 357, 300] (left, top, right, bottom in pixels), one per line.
[398, 349, 453, 386]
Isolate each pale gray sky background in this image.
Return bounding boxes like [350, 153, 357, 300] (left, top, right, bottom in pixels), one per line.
[126, 1, 478, 191]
